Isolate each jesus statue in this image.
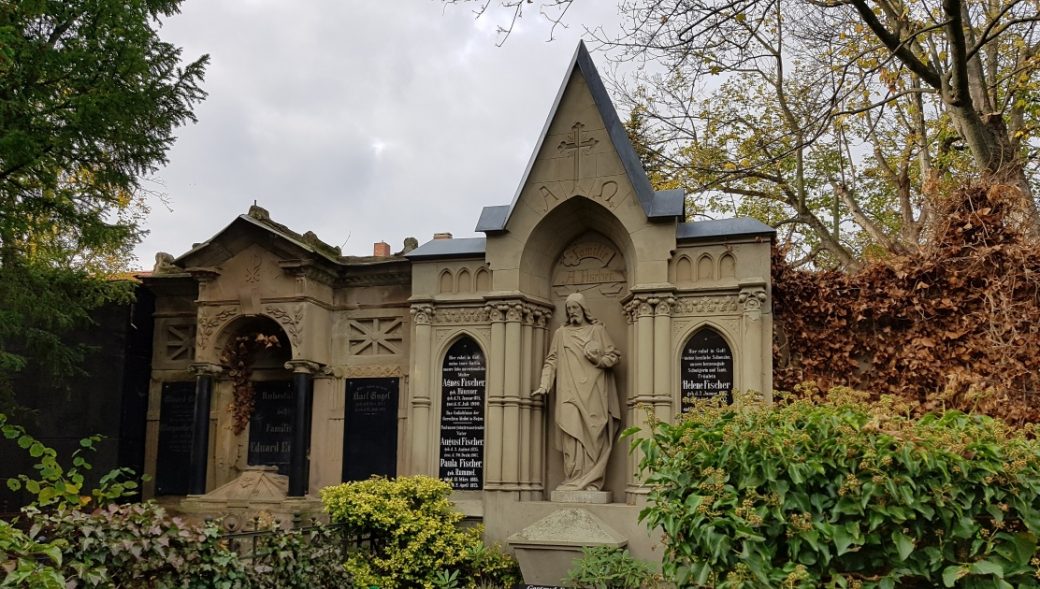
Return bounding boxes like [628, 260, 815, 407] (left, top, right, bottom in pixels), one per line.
[532, 292, 621, 492]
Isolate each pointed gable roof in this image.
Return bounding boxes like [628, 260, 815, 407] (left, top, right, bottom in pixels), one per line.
[475, 41, 683, 234]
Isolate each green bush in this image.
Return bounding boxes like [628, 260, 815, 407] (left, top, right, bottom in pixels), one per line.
[321, 475, 520, 589]
[630, 390, 1040, 588]
[36, 502, 250, 588]
[246, 521, 354, 589]
[565, 545, 662, 589]
[0, 518, 65, 589]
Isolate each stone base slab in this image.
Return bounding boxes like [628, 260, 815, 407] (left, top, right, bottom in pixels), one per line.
[551, 489, 612, 504]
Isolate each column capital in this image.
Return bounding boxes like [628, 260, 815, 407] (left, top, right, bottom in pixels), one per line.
[654, 297, 676, 316]
[284, 359, 323, 374]
[190, 362, 223, 377]
[410, 304, 435, 325]
[738, 287, 768, 313]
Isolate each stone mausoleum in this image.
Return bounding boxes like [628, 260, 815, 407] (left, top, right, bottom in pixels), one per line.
[141, 42, 773, 577]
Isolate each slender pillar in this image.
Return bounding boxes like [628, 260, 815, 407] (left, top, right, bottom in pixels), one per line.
[740, 287, 767, 396]
[530, 309, 549, 496]
[519, 307, 534, 493]
[286, 360, 319, 497]
[501, 303, 523, 489]
[653, 298, 674, 424]
[188, 363, 221, 495]
[627, 298, 657, 500]
[485, 304, 507, 489]
[408, 305, 434, 475]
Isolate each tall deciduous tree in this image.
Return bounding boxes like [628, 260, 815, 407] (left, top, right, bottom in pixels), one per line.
[0, 0, 207, 410]
[447, 0, 1040, 266]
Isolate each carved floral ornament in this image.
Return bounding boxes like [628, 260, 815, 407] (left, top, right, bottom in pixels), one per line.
[739, 287, 769, 313]
[622, 295, 676, 321]
[483, 301, 553, 325]
[196, 307, 239, 349]
[412, 302, 552, 326]
[263, 304, 305, 347]
[670, 295, 742, 316]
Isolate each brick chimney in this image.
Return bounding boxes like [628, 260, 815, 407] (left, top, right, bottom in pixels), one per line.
[373, 241, 391, 257]
[433, 232, 453, 240]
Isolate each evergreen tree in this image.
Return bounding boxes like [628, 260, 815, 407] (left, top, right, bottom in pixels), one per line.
[0, 0, 207, 412]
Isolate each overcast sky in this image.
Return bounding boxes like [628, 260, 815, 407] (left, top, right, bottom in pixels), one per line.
[137, 1, 625, 266]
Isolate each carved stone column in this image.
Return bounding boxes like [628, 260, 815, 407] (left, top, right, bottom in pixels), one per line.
[519, 306, 535, 494]
[653, 297, 675, 424]
[500, 302, 523, 490]
[529, 309, 549, 497]
[408, 305, 434, 476]
[188, 362, 222, 495]
[485, 304, 507, 489]
[286, 359, 321, 497]
[739, 286, 768, 396]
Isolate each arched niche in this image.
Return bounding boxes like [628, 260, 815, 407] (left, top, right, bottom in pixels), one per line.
[697, 254, 715, 282]
[214, 315, 294, 475]
[544, 231, 629, 496]
[678, 326, 734, 413]
[439, 270, 454, 294]
[675, 255, 694, 284]
[720, 253, 737, 279]
[457, 268, 472, 293]
[474, 267, 491, 292]
[517, 197, 637, 299]
[438, 336, 487, 490]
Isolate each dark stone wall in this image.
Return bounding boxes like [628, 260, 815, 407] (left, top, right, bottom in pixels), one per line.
[0, 286, 154, 515]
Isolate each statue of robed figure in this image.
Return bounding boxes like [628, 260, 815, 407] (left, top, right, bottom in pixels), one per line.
[533, 293, 621, 491]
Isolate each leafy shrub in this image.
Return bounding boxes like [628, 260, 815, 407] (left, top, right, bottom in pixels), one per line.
[1, 413, 138, 509]
[631, 390, 1040, 588]
[0, 518, 65, 589]
[321, 475, 520, 589]
[35, 502, 250, 588]
[245, 521, 354, 589]
[565, 545, 662, 589]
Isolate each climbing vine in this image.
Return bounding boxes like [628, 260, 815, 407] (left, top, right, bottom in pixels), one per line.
[220, 333, 281, 434]
[773, 183, 1040, 426]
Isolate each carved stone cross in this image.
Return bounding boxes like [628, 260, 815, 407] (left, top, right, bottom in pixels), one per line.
[558, 122, 598, 182]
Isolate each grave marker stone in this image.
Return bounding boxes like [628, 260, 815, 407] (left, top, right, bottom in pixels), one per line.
[679, 328, 734, 413]
[247, 381, 294, 475]
[156, 381, 194, 495]
[439, 338, 486, 490]
[343, 378, 399, 481]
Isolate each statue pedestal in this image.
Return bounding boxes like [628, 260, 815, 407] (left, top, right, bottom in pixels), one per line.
[551, 489, 612, 504]
[507, 508, 627, 585]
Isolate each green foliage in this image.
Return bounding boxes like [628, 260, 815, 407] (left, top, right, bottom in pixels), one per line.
[1, 413, 138, 509]
[245, 522, 355, 589]
[565, 546, 662, 589]
[0, 518, 65, 589]
[0, 0, 206, 412]
[33, 502, 249, 589]
[321, 476, 520, 589]
[631, 390, 1040, 587]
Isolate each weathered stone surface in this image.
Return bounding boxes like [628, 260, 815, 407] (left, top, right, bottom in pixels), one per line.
[508, 508, 626, 584]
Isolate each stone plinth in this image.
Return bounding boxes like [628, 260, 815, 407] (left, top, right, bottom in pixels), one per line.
[507, 508, 627, 585]
[178, 466, 322, 529]
[551, 489, 612, 504]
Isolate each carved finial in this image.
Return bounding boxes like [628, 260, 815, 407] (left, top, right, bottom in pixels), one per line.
[152, 252, 178, 274]
[400, 237, 419, 254]
[248, 204, 270, 220]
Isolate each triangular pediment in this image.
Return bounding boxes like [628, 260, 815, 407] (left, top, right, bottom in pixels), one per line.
[174, 210, 341, 270]
[476, 42, 683, 234]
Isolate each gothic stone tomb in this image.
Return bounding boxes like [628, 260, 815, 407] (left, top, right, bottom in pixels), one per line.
[141, 42, 773, 567]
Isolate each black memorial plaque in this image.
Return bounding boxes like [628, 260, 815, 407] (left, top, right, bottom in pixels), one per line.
[156, 382, 195, 495]
[343, 378, 399, 481]
[247, 381, 294, 475]
[438, 338, 486, 490]
[680, 328, 734, 413]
